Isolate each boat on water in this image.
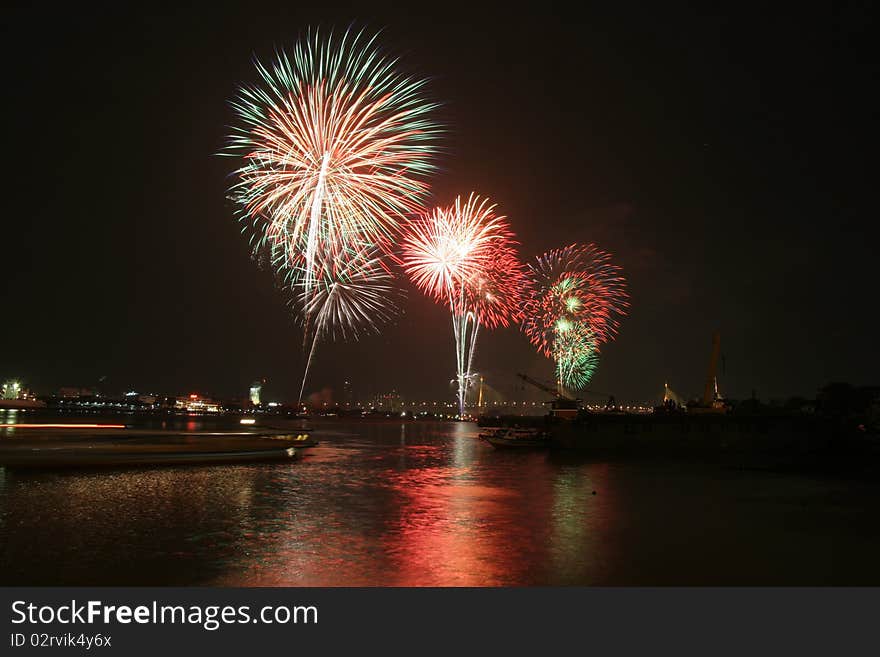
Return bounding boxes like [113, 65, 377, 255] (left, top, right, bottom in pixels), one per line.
[479, 427, 551, 449]
[289, 432, 319, 448]
[0, 429, 309, 469]
[260, 424, 320, 448]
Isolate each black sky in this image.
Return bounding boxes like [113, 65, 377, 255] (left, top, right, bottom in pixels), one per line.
[1, 2, 876, 404]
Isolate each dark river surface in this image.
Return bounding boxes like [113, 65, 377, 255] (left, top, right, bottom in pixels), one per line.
[2, 417, 880, 586]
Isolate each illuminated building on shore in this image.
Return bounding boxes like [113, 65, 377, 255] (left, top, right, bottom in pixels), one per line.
[1, 380, 40, 401]
[1, 380, 44, 408]
[124, 391, 157, 405]
[58, 387, 96, 399]
[249, 381, 262, 406]
[373, 390, 402, 412]
[175, 394, 222, 413]
[1, 380, 21, 400]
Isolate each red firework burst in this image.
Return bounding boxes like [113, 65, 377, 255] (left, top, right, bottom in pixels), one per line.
[462, 244, 528, 328]
[398, 193, 523, 323]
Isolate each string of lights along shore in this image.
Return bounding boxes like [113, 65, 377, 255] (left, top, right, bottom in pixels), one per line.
[224, 27, 628, 411]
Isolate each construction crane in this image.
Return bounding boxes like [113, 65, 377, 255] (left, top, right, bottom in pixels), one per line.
[702, 331, 721, 407]
[516, 373, 575, 400]
[516, 373, 581, 419]
[690, 331, 727, 414]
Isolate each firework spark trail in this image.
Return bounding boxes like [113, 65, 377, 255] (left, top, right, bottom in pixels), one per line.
[400, 194, 526, 415]
[522, 243, 627, 391]
[224, 28, 440, 400]
[295, 243, 402, 402]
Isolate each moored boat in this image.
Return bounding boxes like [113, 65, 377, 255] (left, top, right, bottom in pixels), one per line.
[0, 430, 308, 469]
[480, 427, 551, 449]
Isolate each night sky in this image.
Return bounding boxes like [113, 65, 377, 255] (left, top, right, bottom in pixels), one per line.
[2, 3, 876, 404]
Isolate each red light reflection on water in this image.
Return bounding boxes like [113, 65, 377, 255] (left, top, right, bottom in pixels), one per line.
[215, 427, 619, 586]
[0, 421, 619, 586]
[380, 468, 529, 585]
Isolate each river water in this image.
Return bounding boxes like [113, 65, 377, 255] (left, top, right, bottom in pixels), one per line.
[2, 418, 879, 585]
